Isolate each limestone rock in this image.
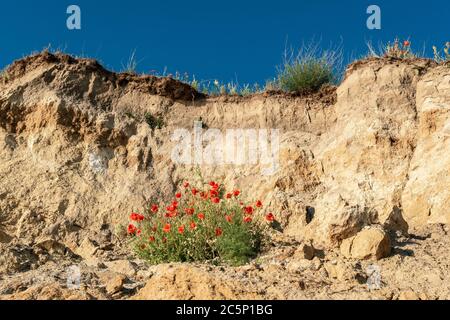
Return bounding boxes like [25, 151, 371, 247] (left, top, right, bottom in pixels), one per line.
[75, 238, 98, 260]
[98, 271, 126, 295]
[105, 260, 136, 277]
[293, 242, 315, 261]
[340, 227, 391, 260]
[132, 265, 262, 300]
[398, 290, 420, 300]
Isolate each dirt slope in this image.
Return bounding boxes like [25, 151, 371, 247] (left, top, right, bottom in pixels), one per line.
[0, 52, 449, 300]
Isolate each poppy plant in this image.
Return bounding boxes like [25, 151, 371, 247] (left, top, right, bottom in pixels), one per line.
[163, 224, 171, 233]
[244, 206, 254, 215]
[130, 213, 145, 222]
[266, 213, 275, 222]
[129, 179, 270, 266]
[128, 224, 137, 235]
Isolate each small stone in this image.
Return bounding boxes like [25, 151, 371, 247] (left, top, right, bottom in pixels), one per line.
[105, 260, 136, 277]
[34, 238, 67, 255]
[75, 238, 98, 260]
[399, 290, 420, 300]
[293, 242, 315, 261]
[98, 271, 126, 295]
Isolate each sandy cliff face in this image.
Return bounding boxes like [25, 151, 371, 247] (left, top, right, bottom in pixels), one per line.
[0, 52, 449, 300]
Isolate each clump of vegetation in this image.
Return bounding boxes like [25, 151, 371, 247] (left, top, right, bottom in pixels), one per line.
[127, 180, 276, 266]
[122, 49, 140, 74]
[145, 113, 164, 130]
[276, 43, 342, 93]
[433, 42, 450, 63]
[367, 38, 420, 59]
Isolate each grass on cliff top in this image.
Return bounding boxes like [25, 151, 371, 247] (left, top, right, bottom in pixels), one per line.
[276, 43, 342, 93]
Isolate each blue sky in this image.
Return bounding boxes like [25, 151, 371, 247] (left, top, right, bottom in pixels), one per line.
[1, 0, 448, 84]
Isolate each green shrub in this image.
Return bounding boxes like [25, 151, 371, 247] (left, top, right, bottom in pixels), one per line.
[127, 181, 276, 266]
[276, 43, 341, 93]
[145, 113, 164, 130]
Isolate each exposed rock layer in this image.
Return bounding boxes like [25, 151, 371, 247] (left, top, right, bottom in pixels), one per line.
[0, 53, 449, 300]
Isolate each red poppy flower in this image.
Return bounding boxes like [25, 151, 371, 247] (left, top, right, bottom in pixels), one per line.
[163, 224, 171, 233]
[192, 188, 199, 196]
[210, 189, 218, 197]
[256, 200, 263, 208]
[212, 197, 220, 204]
[175, 193, 182, 199]
[130, 213, 145, 222]
[183, 181, 190, 188]
[167, 204, 177, 212]
[150, 205, 159, 213]
[178, 225, 185, 234]
[167, 211, 178, 218]
[197, 213, 205, 220]
[225, 215, 232, 223]
[244, 206, 254, 215]
[403, 40, 410, 47]
[226, 193, 232, 199]
[185, 208, 195, 216]
[136, 229, 142, 236]
[233, 190, 241, 197]
[266, 213, 275, 222]
[172, 201, 179, 208]
[244, 216, 253, 223]
[127, 224, 137, 235]
[215, 228, 223, 237]
[190, 222, 197, 230]
[149, 236, 155, 242]
[209, 181, 219, 190]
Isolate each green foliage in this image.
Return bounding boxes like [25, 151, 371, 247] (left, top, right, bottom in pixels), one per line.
[127, 181, 272, 266]
[144, 113, 164, 130]
[276, 43, 341, 93]
[366, 38, 418, 59]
